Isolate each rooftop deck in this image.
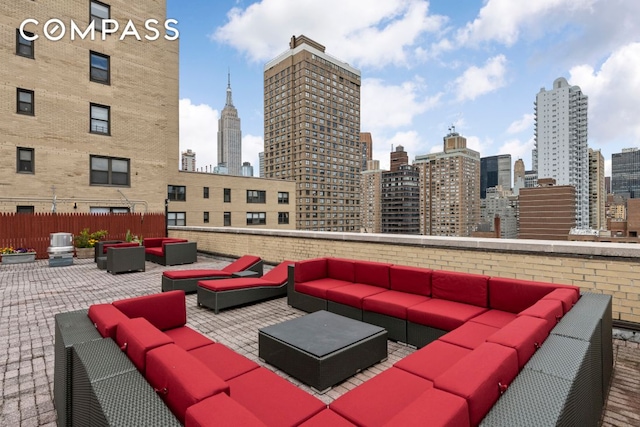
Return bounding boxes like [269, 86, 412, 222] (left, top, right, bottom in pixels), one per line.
[1, 255, 638, 426]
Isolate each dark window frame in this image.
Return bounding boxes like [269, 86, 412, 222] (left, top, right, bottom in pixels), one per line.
[16, 205, 34, 214]
[90, 51, 110, 85]
[89, 155, 130, 186]
[17, 88, 34, 115]
[247, 190, 266, 203]
[90, 103, 110, 135]
[16, 29, 34, 58]
[278, 191, 289, 204]
[17, 147, 34, 173]
[203, 187, 209, 199]
[90, 0, 111, 32]
[203, 211, 209, 223]
[223, 188, 231, 203]
[167, 185, 186, 201]
[278, 212, 289, 224]
[167, 211, 186, 226]
[246, 212, 266, 225]
[223, 212, 231, 226]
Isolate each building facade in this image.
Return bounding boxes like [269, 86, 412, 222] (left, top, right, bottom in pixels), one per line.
[612, 147, 640, 198]
[519, 179, 576, 240]
[182, 149, 196, 171]
[263, 35, 362, 231]
[360, 132, 373, 171]
[480, 154, 511, 198]
[217, 72, 242, 176]
[534, 77, 589, 229]
[360, 160, 383, 233]
[390, 145, 409, 172]
[589, 148, 606, 230]
[381, 164, 420, 234]
[241, 162, 254, 177]
[479, 186, 518, 239]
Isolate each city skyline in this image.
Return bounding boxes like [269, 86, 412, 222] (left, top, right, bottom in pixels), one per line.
[170, 0, 640, 177]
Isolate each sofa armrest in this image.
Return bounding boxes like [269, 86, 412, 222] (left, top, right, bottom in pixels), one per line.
[163, 241, 197, 266]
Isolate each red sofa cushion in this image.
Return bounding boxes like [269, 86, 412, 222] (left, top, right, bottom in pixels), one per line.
[146, 344, 229, 424]
[102, 242, 140, 254]
[143, 237, 165, 248]
[145, 247, 164, 257]
[407, 299, 488, 331]
[162, 238, 188, 247]
[389, 265, 432, 296]
[115, 317, 174, 374]
[198, 278, 277, 292]
[295, 258, 328, 283]
[330, 367, 433, 427]
[87, 303, 128, 339]
[164, 326, 213, 351]
[394, 340, 471, 381]
[362, 291, 430, 319]
[299, 409, 356, 427]
[221, 255, 261, 273]
[439, 321, 500, 350]
[432, 270, 489, 308]
[517, 299, 564, 335]
[541, 288, 578, 314]
[228, 367, 325, 427]
[469, 309, 517, 328]
[112, 290, 186, 331]
[326, 283, 387, 309]
[354, 260, 392, 288]
[163, 269, 232, 280]
[295, 278, 351, 299]
[327, 258, 356, 282]
[488, 277, 578, 313]
[434, 342, 519, 427]
[261, 260, 293, 284]
[185, 393, 267, 427]
[382, 388, 470, 427]
[189, 343, 259, 381]
[487, 315, 549, 369]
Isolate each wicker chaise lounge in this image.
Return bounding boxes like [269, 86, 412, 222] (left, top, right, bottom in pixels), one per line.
[161, 255, 264, 293]
[197, 261, 292, 314]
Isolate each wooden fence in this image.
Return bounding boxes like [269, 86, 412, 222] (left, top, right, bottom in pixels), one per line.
[0, 212, 166, 259]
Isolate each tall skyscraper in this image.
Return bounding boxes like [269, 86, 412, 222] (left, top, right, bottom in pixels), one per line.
[360, 132, 373, 171]
[258, 152, 265, 178]
[241, 161, 254, 177]
[534, 77, 589, 228]
[218, 72, 242, 176]
[514, 159, 525, 186]
[589, 148, 606, 230]
[264, 35, 361, 231]
[390, 145, 409, 172]
[480, 154, 511, 198]
[361, 160, 383, 233]
[181, 149, 196, 171]
[612, 147, 640, 198]
[381, 164, 420, 234]
[414, 130, 480, 237]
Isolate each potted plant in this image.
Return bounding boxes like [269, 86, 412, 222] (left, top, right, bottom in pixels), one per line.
[74, 228, 108, 259]
[1, 247, 37, 264]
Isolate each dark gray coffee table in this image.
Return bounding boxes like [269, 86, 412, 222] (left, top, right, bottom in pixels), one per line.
[258, 310, 388, 392]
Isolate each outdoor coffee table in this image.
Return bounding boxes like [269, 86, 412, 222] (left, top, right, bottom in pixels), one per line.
[258, 310, 388, 392]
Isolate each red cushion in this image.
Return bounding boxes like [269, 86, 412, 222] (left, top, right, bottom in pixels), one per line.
[487, 315, 549, 369]
[143, 238, 164, 248]
[299, 409, 357, 427]
[185, 393, 267, 427]
[394, 340, 471, 381]
[115, 317, 174, 374]
[354, 261, 391, 288]
[432, 270, 489, 308]
[112, 291, 186, 331]
[382, 388, 470, 427]
[326, 283, 387, 309]
[389, 265, 432, 296]
[145, 247, 164, 256]
[222, 255, 262, 273]
[102, 242, 140, 254]
[198, 278, 277, 292]
[517, 299, 564, 335]
[87, 303, 128, 339]
[439, 321, 500, 350]
[541, 288, 578, 314]
[162, 238, 188, 247]
[261, 260, 293, 284]
[146, 344, 229, 424]
[228, 367, 325, 427]
[163, 269, 231, 280]
[330, 367, 433, 427]
[362, 291, 430, 319]
[295, 278, 351, 299]
[469, 309, 517, 328]
[434, 342, 519, 427]
[164, 326, 213, 351]
[488, 277, 578, 313]
[295, 258, 328, 283]
[327, 258, 356, 282]
[407, 299, 488, 331]
[189, 343, 259, 381]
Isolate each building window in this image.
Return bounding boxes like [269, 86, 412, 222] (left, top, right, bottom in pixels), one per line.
[278, 191, 289, 204]
[167, 185, 186, 201]
[203, 212, 209, 223]
[223, 212, 231, 226]
[167, 212, 186, 226]
[90, 51, 110, 84]
[90, 155, 130, 186]
[90, 103, 110, 134]
[247, 190, 266, 203]
[17, 88, 34, 115]
[90, 0, 110, 32]
[278, 212, 289, 224]
[203, 187, 209, 199]
[246, 212, 266, 225]
[17, 147, 34, 173]
[16, 205, 34, 214]
[16, 29, 34, 58]
[224, 188, 231, 203]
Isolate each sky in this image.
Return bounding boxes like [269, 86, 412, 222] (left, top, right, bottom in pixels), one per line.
[167, 0, 640, 178]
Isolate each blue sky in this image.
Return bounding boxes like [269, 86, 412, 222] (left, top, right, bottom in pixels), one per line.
[168, 0, 640, 177]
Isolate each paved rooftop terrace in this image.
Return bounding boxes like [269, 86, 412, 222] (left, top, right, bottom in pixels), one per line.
[0, 255, 638, 426]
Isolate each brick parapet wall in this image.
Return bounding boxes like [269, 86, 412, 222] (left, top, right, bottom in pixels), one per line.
[170, 227, 640, 324]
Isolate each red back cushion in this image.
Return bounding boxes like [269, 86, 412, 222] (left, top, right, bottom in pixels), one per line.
[432, 270, 489, 307]
[295, 258, 328, 283]
[222, 255, 261, 273]
[112, 290, 186, 331]
[87, 303, 129, 339]
[143, 238, 164, 248]
[390, 265, 432, 296]
[541, 288, 579, 314]
[262, 261, 294, 285]
[354, 261, 391, 288]
[327, 258, 355, 282]
[489, 277, 576, 313]
[115, 317, 174, 373]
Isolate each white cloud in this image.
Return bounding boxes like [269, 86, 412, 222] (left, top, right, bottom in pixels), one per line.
[506, 113, 535, 135]
[605, 159, 611, 178]
[179, 99, 218, 171]
[213, 0, 446, 68]
[498, 137, 535, 164]
[241, 134, 264, 177]
[453, 55, 507, 102]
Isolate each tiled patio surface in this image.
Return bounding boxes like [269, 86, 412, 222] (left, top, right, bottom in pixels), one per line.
[0, 255, 638, 426]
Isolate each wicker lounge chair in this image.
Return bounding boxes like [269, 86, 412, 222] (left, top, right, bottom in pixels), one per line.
[143, 238, 197, 266]
[106, 246, 146, 274]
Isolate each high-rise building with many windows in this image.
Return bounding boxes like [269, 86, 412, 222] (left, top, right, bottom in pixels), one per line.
[534, 77, 589, 229]
[217, 72, 242, 176]
[480, 154, 511, 198]
[589, 148, 606, 230]
[263, 35, 361, 231]
[612, 147, 640, 198]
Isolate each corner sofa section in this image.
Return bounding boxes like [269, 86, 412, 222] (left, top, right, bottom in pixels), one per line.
[143, 238, 197, 266]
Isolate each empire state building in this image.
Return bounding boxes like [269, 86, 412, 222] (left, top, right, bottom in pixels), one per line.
[217, 72, 242, 176]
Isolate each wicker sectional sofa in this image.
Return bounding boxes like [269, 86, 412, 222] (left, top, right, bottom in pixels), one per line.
[143, 237, 197, 266]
